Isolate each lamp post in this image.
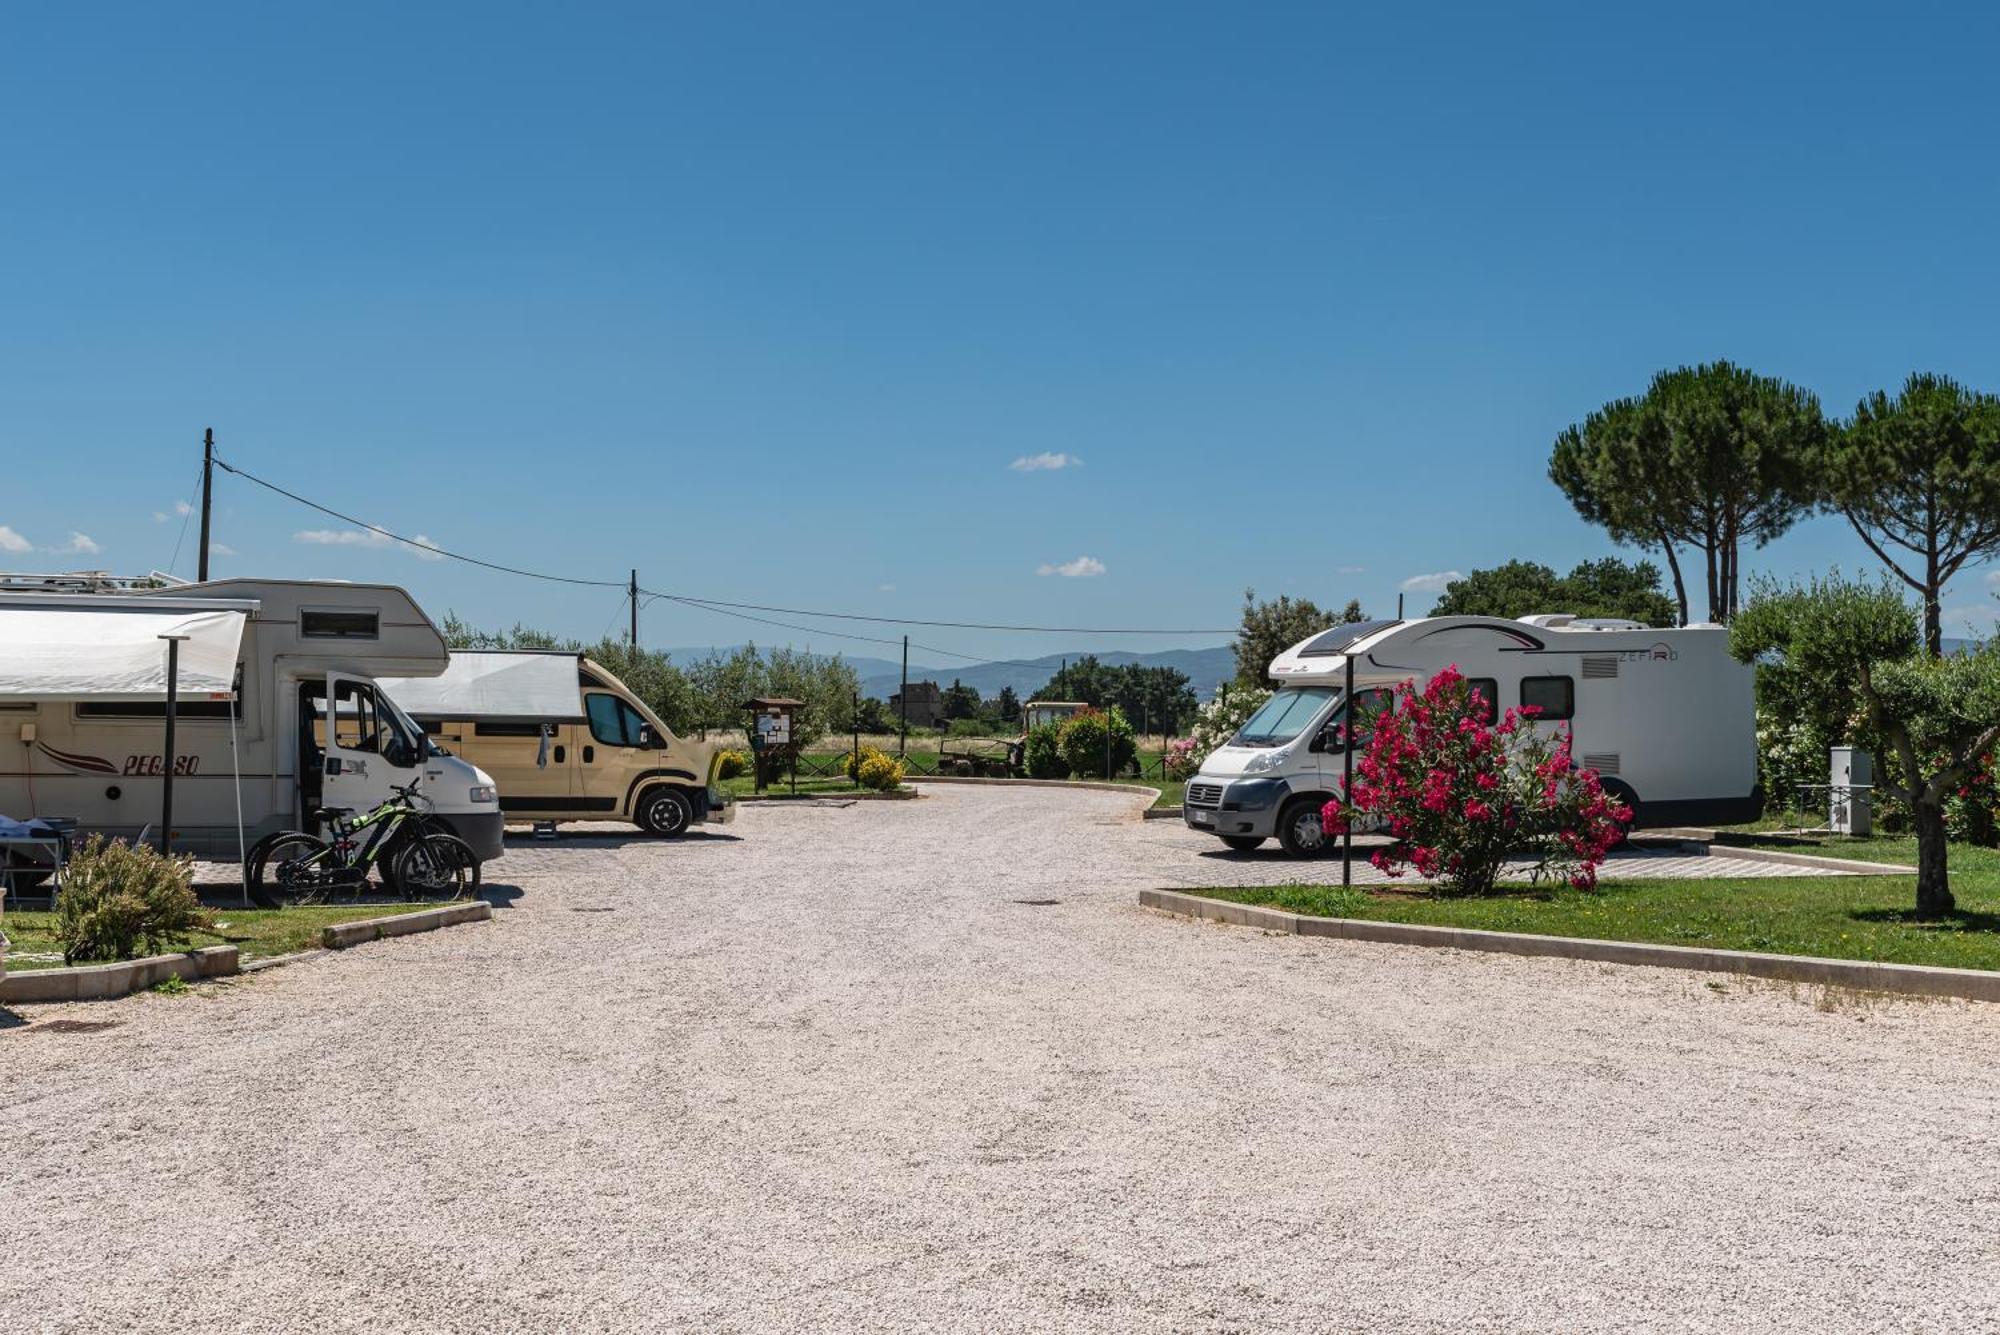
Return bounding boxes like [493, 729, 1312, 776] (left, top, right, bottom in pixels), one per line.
[158, 633, 190, 855]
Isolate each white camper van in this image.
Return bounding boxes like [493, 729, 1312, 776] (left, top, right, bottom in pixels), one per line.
[1183, 615, 1758, 856]
[0, 579, 504, 867]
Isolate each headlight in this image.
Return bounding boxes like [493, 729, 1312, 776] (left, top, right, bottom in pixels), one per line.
[469, 785, 497, 804]
[1242, 748, 1290, 775]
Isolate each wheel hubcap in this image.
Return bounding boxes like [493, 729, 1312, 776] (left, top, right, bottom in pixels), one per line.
[1293, 811, 1325, 850]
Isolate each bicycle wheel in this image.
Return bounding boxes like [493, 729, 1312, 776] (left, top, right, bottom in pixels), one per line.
[389, 831, 476, 901]
[248, 831, 337, 907]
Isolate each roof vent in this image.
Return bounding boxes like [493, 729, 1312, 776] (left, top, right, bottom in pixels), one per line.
[1517, 613, 1574, 628]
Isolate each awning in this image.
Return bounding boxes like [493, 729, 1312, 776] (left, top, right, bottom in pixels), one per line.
[380, 651, 586, 723]
[0, 595, 252, 701]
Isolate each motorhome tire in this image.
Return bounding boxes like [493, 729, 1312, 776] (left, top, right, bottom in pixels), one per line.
[637, 786, 693, 838]
[1599, 779, 1641, 849]
[1221, 835, 1265, 852]
[1276, 796, 1334, 858]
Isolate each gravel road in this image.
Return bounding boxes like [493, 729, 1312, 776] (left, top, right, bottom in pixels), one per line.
[5, 784, 2000, 1332]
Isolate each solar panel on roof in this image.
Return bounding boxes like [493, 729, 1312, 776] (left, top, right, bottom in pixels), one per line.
[1295, 619, 1403, 657]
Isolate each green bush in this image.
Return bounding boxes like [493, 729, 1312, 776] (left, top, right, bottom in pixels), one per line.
[855, 748, 906, 791]
[946, 717, 993, 738]
[56, 836, 212, 965]
[1058, 707, 1137, 779]
[714, 748, 750, 780]
[1023, 724, 1068, 779]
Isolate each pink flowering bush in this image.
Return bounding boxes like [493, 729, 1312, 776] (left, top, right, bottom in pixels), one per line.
[1321, 664, 1630, 896]
[1162, 736, 1201, 780]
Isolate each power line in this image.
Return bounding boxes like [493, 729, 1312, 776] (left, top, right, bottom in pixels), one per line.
[215, 454, 1233, 636]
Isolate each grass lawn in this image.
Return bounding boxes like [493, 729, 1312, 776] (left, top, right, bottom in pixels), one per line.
[1187, 835, 2000, 972]
[0, 901, 437, 972]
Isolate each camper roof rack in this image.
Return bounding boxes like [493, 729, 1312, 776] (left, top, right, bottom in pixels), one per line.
[0, 569, 190, 594]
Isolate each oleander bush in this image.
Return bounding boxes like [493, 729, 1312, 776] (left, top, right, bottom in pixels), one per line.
[1057, 707, 1137, 780]
[56, 835, 213, 965]
[1023, 724, 1068, 779]
[1323, 665, 1629, 896]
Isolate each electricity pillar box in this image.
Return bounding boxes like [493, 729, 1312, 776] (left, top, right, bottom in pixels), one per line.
[1830, 747, 1872, 836]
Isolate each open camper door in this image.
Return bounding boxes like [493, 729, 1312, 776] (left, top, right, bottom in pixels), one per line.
[321, 671, 396, 815]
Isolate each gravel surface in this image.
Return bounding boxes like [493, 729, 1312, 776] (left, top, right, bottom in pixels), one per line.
[5, 783, 2000, 1332]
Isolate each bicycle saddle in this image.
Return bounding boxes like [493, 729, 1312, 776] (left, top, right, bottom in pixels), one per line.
[312, 806, 354, 822]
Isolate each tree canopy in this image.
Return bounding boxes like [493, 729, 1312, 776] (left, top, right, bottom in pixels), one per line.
[1033, 656, 1198, 735]
[1233, 590, 1366, 686]
[1551, 362, 1826, 624]
[1820, 373, 2000, 656]
[1430, 558, 1677, 625]
[1731, 573, 2000, 916]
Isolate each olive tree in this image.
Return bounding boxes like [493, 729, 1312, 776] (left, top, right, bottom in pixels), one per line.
[1820, 373, 2000, 657]
[1731, 574, 2000, 917]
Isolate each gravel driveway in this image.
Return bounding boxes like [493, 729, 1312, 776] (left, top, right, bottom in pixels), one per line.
[5, 784, 1999, 1332]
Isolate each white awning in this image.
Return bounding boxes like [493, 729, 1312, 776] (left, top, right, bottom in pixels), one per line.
[380, 651, 586, 723]
[0, 596, 252, 702]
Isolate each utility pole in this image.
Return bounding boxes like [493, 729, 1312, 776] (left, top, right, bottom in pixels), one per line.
[197, 428, 215, 582]
[629, 570, 639, 649]
[899, 635, 909, 757]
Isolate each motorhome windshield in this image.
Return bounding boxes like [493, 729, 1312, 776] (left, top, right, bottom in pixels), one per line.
[1232, 687, 1337, 748]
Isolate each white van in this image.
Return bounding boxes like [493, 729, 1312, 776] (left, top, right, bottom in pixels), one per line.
[1183, 615, 1758, 856]
[0, 579, 503, 865]
[383, 650, 735, 837]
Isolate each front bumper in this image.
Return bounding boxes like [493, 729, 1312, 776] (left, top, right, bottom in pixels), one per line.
[698, 787, 737, 825]
[436, 810, 507, 862]
[1183, 776, 1290, 839]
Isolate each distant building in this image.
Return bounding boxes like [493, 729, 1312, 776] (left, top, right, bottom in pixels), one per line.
[890, 680, 946, 728]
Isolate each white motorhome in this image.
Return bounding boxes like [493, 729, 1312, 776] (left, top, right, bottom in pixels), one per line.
[1183, 615, 1758, 856]
[0, 579, 504, 867]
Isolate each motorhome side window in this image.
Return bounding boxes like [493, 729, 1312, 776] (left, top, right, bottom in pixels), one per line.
[301, 608, 380, 639]
[1344, 689, 1395, 749]
[586, 693, 650, 747]
[1520, 675, 1575, 720]
[1466, 678, 1499, 725]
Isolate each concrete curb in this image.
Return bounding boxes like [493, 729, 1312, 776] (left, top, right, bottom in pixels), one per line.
[733, 788, 920, 803]
[1713, 845, 1912, 875]
[1139, 888, 2000, 1003]
[322, 900, 492, 950]
[0, 944, 239, 1005]
[1142, 806, 1185, 821]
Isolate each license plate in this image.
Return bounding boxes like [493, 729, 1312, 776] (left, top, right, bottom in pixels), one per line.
[1189, 810, 1212, 825]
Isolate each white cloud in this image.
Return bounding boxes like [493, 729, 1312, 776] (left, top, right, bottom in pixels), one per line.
[294, 527, 445, 561]
[1399, 570, 1462, 593]
[52, 531, 101, 555]
[211, 542, 239, 557]
[176, 499, 193, 516]
[1038, 555, 1106, 578]
[1010, 452, 1082, 472]
[1336, 565, 1366, 575]
[0, 525, 31, 554]
[877, 582, 896, 593]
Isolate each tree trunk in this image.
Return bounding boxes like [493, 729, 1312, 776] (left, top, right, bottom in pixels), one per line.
[1703, 537, 1720, 625]
[1923, 547, 1943, 658]
[1657, 538, 1689, 626]
[1913, 799, 1956, 917]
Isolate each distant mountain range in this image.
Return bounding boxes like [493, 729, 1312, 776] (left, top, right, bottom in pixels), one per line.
[666, 644, 1237, 703]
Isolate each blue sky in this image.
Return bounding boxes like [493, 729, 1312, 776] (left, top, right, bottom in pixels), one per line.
[4, 1, 1997, 666]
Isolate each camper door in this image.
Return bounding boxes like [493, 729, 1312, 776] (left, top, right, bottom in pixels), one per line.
[322, 672, 422, 813]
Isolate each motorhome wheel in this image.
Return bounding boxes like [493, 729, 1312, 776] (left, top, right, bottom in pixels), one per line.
[638, 787, 693, 837]
[1277, 796, 1333, 857]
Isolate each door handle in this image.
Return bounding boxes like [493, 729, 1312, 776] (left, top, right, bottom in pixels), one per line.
[554, 745, 566, 764]
[583, 745, 594, 764]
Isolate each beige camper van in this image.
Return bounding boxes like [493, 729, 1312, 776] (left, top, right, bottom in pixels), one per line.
[385, 650, 733, 837]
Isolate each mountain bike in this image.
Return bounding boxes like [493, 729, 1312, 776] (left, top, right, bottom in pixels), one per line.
[247, 780, 479, 907]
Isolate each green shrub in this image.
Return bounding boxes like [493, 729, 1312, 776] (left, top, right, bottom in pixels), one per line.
[855, 749, 906, 791]
[1058, 707, 1137, 779]
[1023, 724, 1068, 779]
[714, 748, 750, 780]
[946, 717, 993, 738]
[56, 836, 212, 965]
